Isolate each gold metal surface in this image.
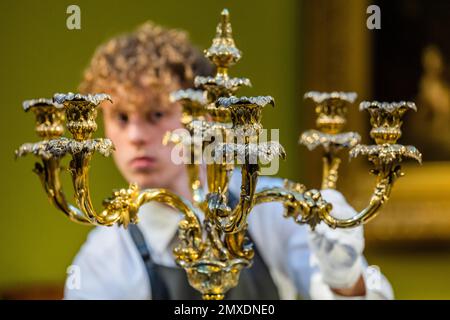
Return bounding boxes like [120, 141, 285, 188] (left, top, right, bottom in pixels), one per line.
[300, 91, 361, 190]
[301, 97, 421, 229]
[16, 8, 422, 299]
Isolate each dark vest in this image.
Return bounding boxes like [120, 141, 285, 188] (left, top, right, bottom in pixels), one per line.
[128, 193, 280, 300]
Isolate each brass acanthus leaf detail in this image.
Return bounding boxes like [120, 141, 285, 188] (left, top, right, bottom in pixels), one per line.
[15, 141, 49, 159]
[359, 101, 417, 112]
[349, 144, 422, 163]
[46, 137, 114, 157]
[102, 183, 140, 228]
[53, 92, 112, 106]
[299, 130, 361, 151]
[16, 138, 115, 160]
[195, 76, 251, 90]
[304, 91, 357, 104]
[213, 141, 286, 163]
[22, 98, 62, 111]
[170, 89, 208, 105]
[216, 96, 274, 108]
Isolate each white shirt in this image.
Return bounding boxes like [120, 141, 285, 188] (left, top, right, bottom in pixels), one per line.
[64, 172, 393, 300]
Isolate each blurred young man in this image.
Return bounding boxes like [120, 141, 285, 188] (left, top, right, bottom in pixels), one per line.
[64, 22, 393, 300]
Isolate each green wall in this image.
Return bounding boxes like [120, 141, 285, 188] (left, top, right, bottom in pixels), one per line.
[0, 0, 302, 292]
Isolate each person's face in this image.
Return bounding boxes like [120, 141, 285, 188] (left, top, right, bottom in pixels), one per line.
[101, 84, 186, 190]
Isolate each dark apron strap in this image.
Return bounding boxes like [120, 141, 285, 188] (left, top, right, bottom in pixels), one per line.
[227, 189, 280, 299]
[128, 224, 170, 300]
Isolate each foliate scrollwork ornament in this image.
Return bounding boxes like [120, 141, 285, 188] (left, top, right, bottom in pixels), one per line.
[102, 184, 140, 228]
[287, 189, 333, 230]
[300, 130, 361, 152]
[213, 142, 286, 164]
[15, 141, 50, 160]
[350, 144, 422, 165]
[16, 138, 114, 160]
[254, 181, 332, 231]
[194, 76, 251, 98]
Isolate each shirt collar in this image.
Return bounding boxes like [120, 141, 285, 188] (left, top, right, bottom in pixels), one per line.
[137, 201, 183, 256]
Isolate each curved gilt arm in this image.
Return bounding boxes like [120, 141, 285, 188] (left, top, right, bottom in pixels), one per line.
[162, 129, 205, 205]
[300, 131, 360, 189]
[252, 175, 399, 230]
[36, 159, 91, 224]
[50, 92, 131, 226]
[203, 122, 235, 198]
[254, 182, 333, 230]
[16, 136, 119, 225]
[252, 165, 407, 230]
[320, 164, 397, 228]
[15, 98, 91, 224]
[136, 189, 204, 261]
[16, 142, 91, 224]
[70, 150, 123, 225]
[323, 143, 421, 229]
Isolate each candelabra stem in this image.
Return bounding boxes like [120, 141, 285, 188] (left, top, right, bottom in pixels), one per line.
[187, 163, 203, 204]
[35, 158, 92, 224]
[224, 230, 253, 260]
[206, 163, 232, 195]
[321, 154, 341, 190]
[221, 163, 259, 233]
[70, 153, 103, 221]
[69, 152, 126, 225]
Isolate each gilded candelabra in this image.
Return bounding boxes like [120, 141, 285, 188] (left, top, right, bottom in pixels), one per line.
[16, 9, 421, 299]
[300, 93, 422, 227]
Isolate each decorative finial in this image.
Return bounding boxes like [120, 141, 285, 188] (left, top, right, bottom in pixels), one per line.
[220, 9, 231, 38]
[195, 9, 250, 102]
[204, 8, 242, 69]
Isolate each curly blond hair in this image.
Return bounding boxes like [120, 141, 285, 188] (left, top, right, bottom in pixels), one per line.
[79, 21, 213, 99]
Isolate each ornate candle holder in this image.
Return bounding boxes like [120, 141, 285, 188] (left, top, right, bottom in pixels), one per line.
[300, 92, 361, 189]
[300, 95, 422, 227]
[16, 9, 421, 299]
